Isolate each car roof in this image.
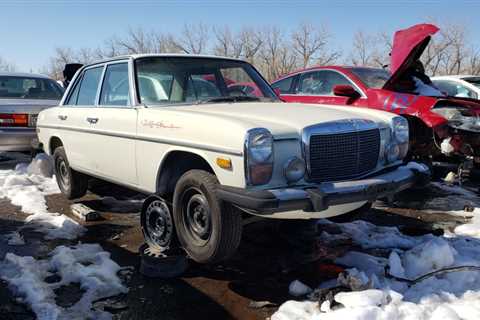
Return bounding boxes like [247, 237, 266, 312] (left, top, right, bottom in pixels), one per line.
[432, 75, 478, 80]
[273, 65, 384, 83]
[86, 53, 246, 66]
[0, 72, 53, 79]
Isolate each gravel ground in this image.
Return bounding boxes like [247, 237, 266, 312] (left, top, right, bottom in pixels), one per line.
[0, 154, 473, 320]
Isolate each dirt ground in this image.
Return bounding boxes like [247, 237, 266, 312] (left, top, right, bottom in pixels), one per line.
[0, 156, 475, 320]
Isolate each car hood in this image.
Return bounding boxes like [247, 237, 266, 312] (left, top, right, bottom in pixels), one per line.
[0, 99, 59, 114]
[162, 102, 394, 138]
[383, 23, 439, 90]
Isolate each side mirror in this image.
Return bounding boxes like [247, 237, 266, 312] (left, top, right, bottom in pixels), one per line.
[273, 87, 282, 97]
[333, 85, 360, 99]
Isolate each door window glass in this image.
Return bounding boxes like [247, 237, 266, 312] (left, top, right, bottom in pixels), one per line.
[433, 80, 477, 99]
[76, 67, 103, 105]
[297, 71, 351, 95]
[100, 63, 130, 106]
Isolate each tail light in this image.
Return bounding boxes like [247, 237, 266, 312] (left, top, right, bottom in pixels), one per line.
[0, 114, 29, 127]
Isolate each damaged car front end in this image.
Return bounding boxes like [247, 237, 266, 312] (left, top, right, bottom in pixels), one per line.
[429, 99, 480, 176]
[273, 23, 480, 180]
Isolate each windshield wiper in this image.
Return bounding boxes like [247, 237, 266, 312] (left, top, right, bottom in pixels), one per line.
[198, 96, 261, 104]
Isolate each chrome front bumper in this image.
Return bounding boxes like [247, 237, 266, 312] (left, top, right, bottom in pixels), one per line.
[216, 163, 430, 215]
[0, 128, 37, 152]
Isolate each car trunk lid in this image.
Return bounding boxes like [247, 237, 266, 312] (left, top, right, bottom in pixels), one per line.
[0, 98, 59, 127]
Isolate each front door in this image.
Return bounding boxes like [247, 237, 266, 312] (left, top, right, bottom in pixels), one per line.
[281, 70, 368, 106]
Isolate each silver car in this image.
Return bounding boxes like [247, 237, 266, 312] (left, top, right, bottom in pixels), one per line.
[0, 72, 63, 152]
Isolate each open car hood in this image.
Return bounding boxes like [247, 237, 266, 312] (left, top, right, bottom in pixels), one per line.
[383, 23, 439, 90]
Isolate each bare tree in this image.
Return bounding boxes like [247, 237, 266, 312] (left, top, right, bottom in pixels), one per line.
[212, 25, 247, 58]
[258, 26, 296, 81]
[349, 30, 389, 67]
[174, 23, 210, 54]
[291, 22, 339, 68]
[239, 27, 263, 63]
[43, 20, 480, 81]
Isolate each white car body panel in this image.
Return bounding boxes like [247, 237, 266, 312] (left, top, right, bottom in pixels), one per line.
[432, 75, 480, 98]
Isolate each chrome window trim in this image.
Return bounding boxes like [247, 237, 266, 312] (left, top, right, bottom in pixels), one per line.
[301, 119, 379, 181]
[63, 72, 83, 106]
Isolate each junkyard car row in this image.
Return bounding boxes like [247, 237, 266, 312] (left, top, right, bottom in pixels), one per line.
[3, 22, 479, 266]
[272, 24, 480, 171]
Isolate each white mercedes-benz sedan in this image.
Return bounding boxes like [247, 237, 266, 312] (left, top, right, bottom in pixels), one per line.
[37, 54, 430, 263]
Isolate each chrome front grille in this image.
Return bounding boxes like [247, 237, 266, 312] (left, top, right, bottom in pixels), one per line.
[303, 120, 380, 183]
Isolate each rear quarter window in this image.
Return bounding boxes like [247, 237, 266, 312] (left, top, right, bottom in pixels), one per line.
[271, 76, 296, 94]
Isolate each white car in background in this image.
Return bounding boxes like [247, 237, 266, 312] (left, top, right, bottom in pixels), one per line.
[0, 72, 64, 152]
[432, 75, 480, 99]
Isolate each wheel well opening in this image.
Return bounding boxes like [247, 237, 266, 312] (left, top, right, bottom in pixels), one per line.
[156, 151, 215, 197]
[49, 137, 63, 155]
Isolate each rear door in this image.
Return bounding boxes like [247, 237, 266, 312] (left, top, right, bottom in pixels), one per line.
[59, 65, 104, 172]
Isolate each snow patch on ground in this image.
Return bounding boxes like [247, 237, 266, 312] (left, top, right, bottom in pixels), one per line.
[273, 184, 480, 320]
[0, 243, 128, 320]
[0, 154, 85, 240]
[454, 208, 480, 238]
[289, 280, 313, 297]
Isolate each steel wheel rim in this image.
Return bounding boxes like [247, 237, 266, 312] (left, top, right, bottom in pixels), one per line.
[183, 187, 211, 246]
[56, 158, 70, 190]
[145, 201, 173, 247]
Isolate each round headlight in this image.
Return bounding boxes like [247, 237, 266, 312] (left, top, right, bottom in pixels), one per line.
[247, 129, 273, 163]
[392, 116, 409, 144]
[284, 157, 305, 183]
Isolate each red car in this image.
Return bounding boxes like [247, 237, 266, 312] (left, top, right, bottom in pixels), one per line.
[272, 24, 480, 171]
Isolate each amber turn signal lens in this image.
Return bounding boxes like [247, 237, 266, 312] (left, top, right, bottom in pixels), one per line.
[216, 157, 232, 170]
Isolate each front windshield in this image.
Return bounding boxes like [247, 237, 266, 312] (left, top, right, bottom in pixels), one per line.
[347, 67, 391, 89]
[0, 76, 64, 100]
[463, 77, 480, 89]
[135, 57, 278, 105]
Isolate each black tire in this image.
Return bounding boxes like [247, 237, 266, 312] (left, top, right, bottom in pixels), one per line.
[53, 146, 88, 199]
[173, 170, 242, 264]
[141, 196, 177, 250]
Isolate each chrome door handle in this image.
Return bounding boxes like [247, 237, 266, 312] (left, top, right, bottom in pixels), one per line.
[86, 117, 99, 124]
[58, 115, 67, 120]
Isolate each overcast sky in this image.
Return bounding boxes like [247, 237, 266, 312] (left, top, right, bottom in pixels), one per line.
[1, 0, 478, 72]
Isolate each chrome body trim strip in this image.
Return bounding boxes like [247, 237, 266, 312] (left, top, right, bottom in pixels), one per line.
[37, 124, 243, 156]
